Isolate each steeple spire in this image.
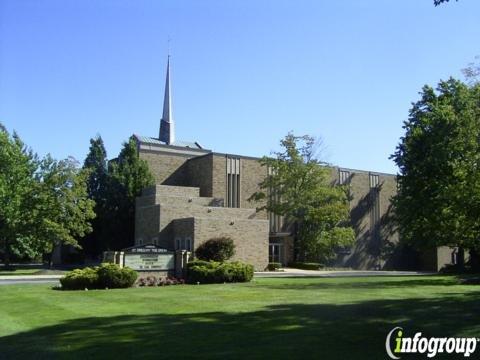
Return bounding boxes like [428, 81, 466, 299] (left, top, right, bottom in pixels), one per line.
[159, 56, 175, 144]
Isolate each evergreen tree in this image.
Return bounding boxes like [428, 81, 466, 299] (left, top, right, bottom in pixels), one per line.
[81, 135, 108, 257]
[104, 137, 155, 250]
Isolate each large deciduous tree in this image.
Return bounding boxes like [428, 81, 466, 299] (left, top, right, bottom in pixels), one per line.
[0, 128, 37, 265]
[0, 125, 95, 265]
[391, 79, 480, 259]
[250, 133, 354, 262]
[34, 156, 96, 263]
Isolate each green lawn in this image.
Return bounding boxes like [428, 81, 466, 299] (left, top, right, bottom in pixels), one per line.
[0, 276, 479, 359]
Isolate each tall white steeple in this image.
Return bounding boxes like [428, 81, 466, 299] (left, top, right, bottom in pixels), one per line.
[159, 56, 175, 144]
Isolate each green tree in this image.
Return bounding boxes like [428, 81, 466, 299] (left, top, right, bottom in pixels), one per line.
[33, 156, 96, 264]
[391, 79, 480, 260]
[250, 133, 354, 262]
[84, 135, 108, 205]
[81, 135, 108, 257]
[0, 127, 37, 265]
[0, 125, 95, 265]
[103, 137, 155, 250]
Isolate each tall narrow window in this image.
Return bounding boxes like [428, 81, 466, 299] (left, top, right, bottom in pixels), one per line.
[268, 167, 283, 233]
[369, 173, 379, 188]
[369, 173, 380, 244]
[339, 169, 350, 185]
[226, 156, 241, 208]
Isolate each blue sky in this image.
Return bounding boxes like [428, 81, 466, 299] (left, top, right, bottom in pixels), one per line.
[1, 0, 479, 174]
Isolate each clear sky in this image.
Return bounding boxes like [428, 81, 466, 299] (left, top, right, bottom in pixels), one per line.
[1, 0, 479, 174]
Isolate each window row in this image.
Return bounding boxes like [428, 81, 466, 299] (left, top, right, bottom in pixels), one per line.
[338, 170, 380, 189]
[226, 156, 241, 208]
[174, 237, 193, 252]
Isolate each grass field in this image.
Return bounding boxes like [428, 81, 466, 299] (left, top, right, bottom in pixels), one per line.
[0, 275, 479, 359]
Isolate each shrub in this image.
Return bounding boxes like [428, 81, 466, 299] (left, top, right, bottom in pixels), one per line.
[137, 277, 147, 287]
[136, 276, 185, 287]
[158, 276, 185, 286]
[137, 276, 158, 287]
[440, 264, 475, 274]
[289, 262, 324, 270]
[60, 264, 137, 290]
[195, 237, 235, 262]
[267, 262, 281, 271]
[187, 259, 211, 267]
[97, 263, 138, 289]
[59, 267, 99, 290]
[186, 260, 253, 284]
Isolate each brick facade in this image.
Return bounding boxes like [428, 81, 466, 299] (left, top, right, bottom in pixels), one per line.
[135, 184, 268, 270]
[174, 217, 269, 271]
[134, 136, 457, 271]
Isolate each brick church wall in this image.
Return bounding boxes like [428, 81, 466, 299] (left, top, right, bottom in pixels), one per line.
[174, 217, 269, 271]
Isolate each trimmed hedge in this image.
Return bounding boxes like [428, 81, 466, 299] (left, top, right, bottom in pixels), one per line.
[267, 262, 282, 271]
[97, 263, 138, 289]
[195, 237, 235, 262]
[186, 260, 254, 284]
[59, 263, 137, 290]
[289, 262, 324, 270]
[59, 267, 99, 290]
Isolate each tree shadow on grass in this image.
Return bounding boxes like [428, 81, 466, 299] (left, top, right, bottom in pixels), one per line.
[1, 293, 480, 360]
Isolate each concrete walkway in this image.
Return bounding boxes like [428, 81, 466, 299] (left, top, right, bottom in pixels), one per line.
[254, 268, 435, 278]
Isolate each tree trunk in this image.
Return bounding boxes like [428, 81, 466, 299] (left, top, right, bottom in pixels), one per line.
[3, 238, 12, 269]
[468, 249, 480, 272]
[293, 222, 304, 262]
[457, 247, 465, 271]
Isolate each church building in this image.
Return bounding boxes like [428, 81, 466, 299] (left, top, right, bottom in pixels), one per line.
[132, 58, 410, 271]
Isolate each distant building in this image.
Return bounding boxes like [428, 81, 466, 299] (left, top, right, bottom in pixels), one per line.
[132, 58, 456, 271]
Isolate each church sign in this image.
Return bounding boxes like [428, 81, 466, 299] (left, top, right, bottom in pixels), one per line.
[123, 244, 174, 271]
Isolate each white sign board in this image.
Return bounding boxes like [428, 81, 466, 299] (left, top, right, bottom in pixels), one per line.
[124, 253, 174, 271]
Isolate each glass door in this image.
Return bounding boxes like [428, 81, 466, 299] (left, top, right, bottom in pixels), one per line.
[269, 243, 283, 264]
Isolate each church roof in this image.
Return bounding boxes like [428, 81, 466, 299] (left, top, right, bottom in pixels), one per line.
[134, 135, 204, 149]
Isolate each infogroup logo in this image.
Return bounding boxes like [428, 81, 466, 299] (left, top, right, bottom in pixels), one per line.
[385, 327, 479, 359]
